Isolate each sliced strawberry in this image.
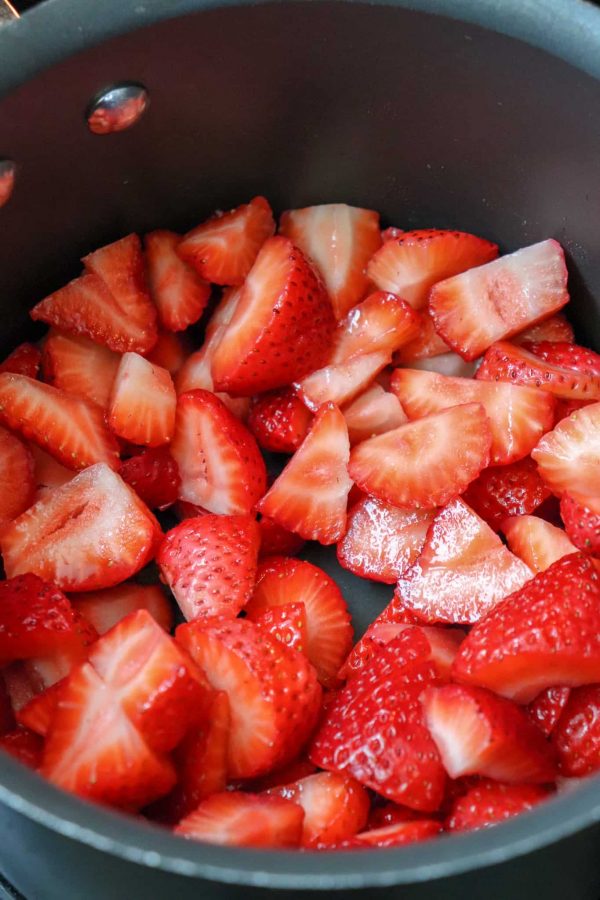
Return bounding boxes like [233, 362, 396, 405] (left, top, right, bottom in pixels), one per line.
[30, 444, 73, 497]
[0, 373, 119, 471]
[280, 203, 381, 320]
[406, 354, 479, 379]
[367, 228, 498, 311]
[0, 463, 161, 591]
[257, 403, 352, 544]
[501, 514, 580, 573]
[258, 515, 305, 558]
[342, 383, 407, 445]
[157, 513, 260, 621]
[394, 498, 532, 624]
[170, 390, 266, 515]
[0, 426, 34, 525]
[560, 493, 600, 556]
[247, 389, 313, 453]
[175, 791, 304, 848]
[551, 685, 600, 776]
[532, 401, 600, 510]
[177, 616, 322, 778]
[0, 726, 43, 768]
[41, 330, 120, 409]
[71, 583, 173, 635]
[119, 447, 181, 510]
[108, 352, 176, 447]
[144, 330, 189, 376]
[253, 602, 307, 654]
[512, 314, 574, 345]
[41, 662, 176, 809]
[523, 341, 600, 379]
[527, 686, 571, 737]
[392, 368, 555, 466]
[348, 403, 491, 509]
[296, 350, 390, 413]
[329, 291, 420, 363]
[445, 780, 550, 832]
[245, 557, 353, 687]
[0, 342, 42, 378]
[178, 197, 275, 286]
[211, 236, 335, 395]
[22, 617, 96, 691]
[244, 758, 318, 792]
[392, 309, 451, 363]
[145, 230, 211, 331]
[310, 628, 445, 811]
[337, 497, 434, 584]
[16, 679, 64, 737]
[476, 342, 600, 401]
[462, 459, 551, 531]
[350, 819, 441, 848]
[453, 552, 600, 701]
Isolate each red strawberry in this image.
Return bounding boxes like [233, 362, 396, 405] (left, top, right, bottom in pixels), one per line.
[560, 493, 600, 556]
[257, 403, 352, 544]
[394, 498, 532, 624]
[367, 802, 425, 829]
[119, 447, 181, 509]
[257, 515, 305, 558]
[445, 780, 550, 832]
[422, 683, 557, 783]
[178, 196, 275, 286]
[280, 203, 382, 320]
[296, 350, 390, 413]
[348, 403, 492, 509]
[211, 236, 336, 395]
[310, 628, 446, 811]
[366, 229, 498, 311]
[512, 314, 574, 345]
[522, 341, 600, 378]
[391, 368, 555, 466]
[462, 459, 551, 531]
[337, 497, 434, 584]
[253, 601, 307, 654]
[0, 463, 161, 591]
[175, 791, 304, 848]
[340, 621, 464, 681]
[247, 389, 313, 453]
[532, 401, 600, 510]
[393, 310, 451, 363]
[342, 383, 407, 445]
[170, 390, 266, 515]
[16, 679, 64, 737]
[108, 352, 176, 447]
[145, 230, 211, 331]
[453, 552, 600, 701]
[41, 331, 120, 409]
[71, 583, 173, 635]
[0, 426, 34, 525]
[0, 373, 120, 471]
[476, 342, 600, 401]
[330, 291, 420, 363]
[157, 513, 260, 621]
[244, 757, 318, 792]
[352, 819, 441, 848]
[527, 686, 571, 737]
[0, 342, 42, 378]
[41, 662, 176, 809]
[177, 616, 322, 778]
[501, 514, 580, 573]
[551, 685, 600, 776]
[0, 726, 44, 768]
[144, 330, 189, 376]
[30, 444, 73, 498]
[245, 557, 353, 687]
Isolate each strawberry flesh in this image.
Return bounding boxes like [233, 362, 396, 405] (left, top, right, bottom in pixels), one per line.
[175, 791, 304, 848]
[145, 230, 211, 331]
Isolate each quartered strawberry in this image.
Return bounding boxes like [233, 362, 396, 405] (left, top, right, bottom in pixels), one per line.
[178, 197, 275, 286]
[391, 368, 555, 466]
[41, 662, 176, 809]
[108, 352, 176, 447]
[245, 557, 353, 687]
[422, 683, 557, 783]
[41, 330, 120, 409]
[157, 513, 260, 621]
[280, 203, 381, 320]
[0, 373, 119, 471]
[522, 341, 600, 379]
[0, 463, 161, 591]
[177, 616, 322, 778]
[394, 498, 532, 624]
[247, 389, 313, 454]
[0, 426, 34, 525]
[170, 390, 266, 515]
[119, 447, 181, 510]
[393, 310, 451, 363]
[257, 515, 305, 558]
[445, 780, 550, 832]
[0, 342, 41, 378]
[252, 602, 307, 654]
[560, 493, 600, 556]
[551, 685, 600, 776]
[175, 791, 304, 848]
[501, 514, 580, 573]
[453, 552, 600, 702]
[476, 342, 600, 401]
[430, 240, 569, 361]
[511, 314, 574, 345]
[337, 497, 434, 584]
[296, 351, 390, 413]
[329, 291, 420, 363]
[366, 229, 498, 311]
[352, 819, 441, 848]
[16, 679, 64, 737]
[71, 583, 173, 635]
[462, 459, 551, 531]
[310, 628, 446, 811]
[348, 403, 492, 509]
[0, 726, 44, 768]
[211, 236, 336, 395]
[532, 401, 600, 509]
[342, 383, 407, 445]
[145, 230, 211, 331]
[257, 403, 352, 545]
[527, 686, 571, 737]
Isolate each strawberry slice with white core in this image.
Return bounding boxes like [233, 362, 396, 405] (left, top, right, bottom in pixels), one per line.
[403, 352, 478, 378]
[512, 314, 574, 346]
[296, 350, 390, 413]
[501, 514, 580, 573]
[476, 342, 600, 401]
[108, 352, 176, 447]
[71, 583, 173, 635]
[329, 291, 420, 363]
[0, 427, 34, 525]
[348, 403, 492, 509]
[280, 203, 382, 320]
[0, 373, 119, 471]
[257, 403, 352, 544]
[392, 310, 452, 363]
[429, 239, 569, 361]
[0, 463, 161, 591]
[175, 791, 304, 848]
[366, 228, 498, 311]
[145, 230, 210, 331]
[342, 383, 407, 445]
[41, 331, 120, 409]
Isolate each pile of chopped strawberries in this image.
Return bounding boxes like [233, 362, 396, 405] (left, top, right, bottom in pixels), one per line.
[0, 197, 599, 850]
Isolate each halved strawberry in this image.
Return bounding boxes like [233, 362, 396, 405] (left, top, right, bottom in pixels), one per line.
[178, 197, 275, 286]
[145, 230, 211, 331]
[157, 513, 260, 621]
[445, 780, 550, 832]
[119, 447, 181, 509]
[551, 685, 600, 776]
[512, 314, 574, 345]
[211, 236, 336, 395]
[41, 662, 176, 809]
[560, 493, 600, 556]
[430, 240, 569, 361]
[0, 426, 34, 525]
[280, 203, 381, 320]
[476, 342, 600, 401]
[177, 617, 322, 778]
[297, 350, 390, 413]
[394, 498, 532, 624]
[0, 726, 44, 768]
[71, 583, 173, 635]
[337, 497, 434, 584]
[170, 390, 266, 515]
[41, 331, 120, 409]
[532, 402, 600, 510]
[523, 341, 600, 378]
[348, 403, 492, 509]
[0, 463, 161, 591]
[527, 686, 570, 737]
[245, 556, 353, 687]
[175, 791, 304, 848]
[0, 343, 42, 378]
[391, 368, 555, 466]
[342, 383, 407, 445]
[247, 389, 313, 453]
[366, 228, 498, 311]
[257, 403, 352, 544]
[253, 601, 307, 654]
[108, 352, 176, 447]
[462, 459, 551, 531]
[393, 310, 451, 363]
[352, 819, 441, 848]
[501, 514, 580, 573]
[0, 373, 120, 471]
[257, 515, 305, 558]
[330, 291, 420, 363]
